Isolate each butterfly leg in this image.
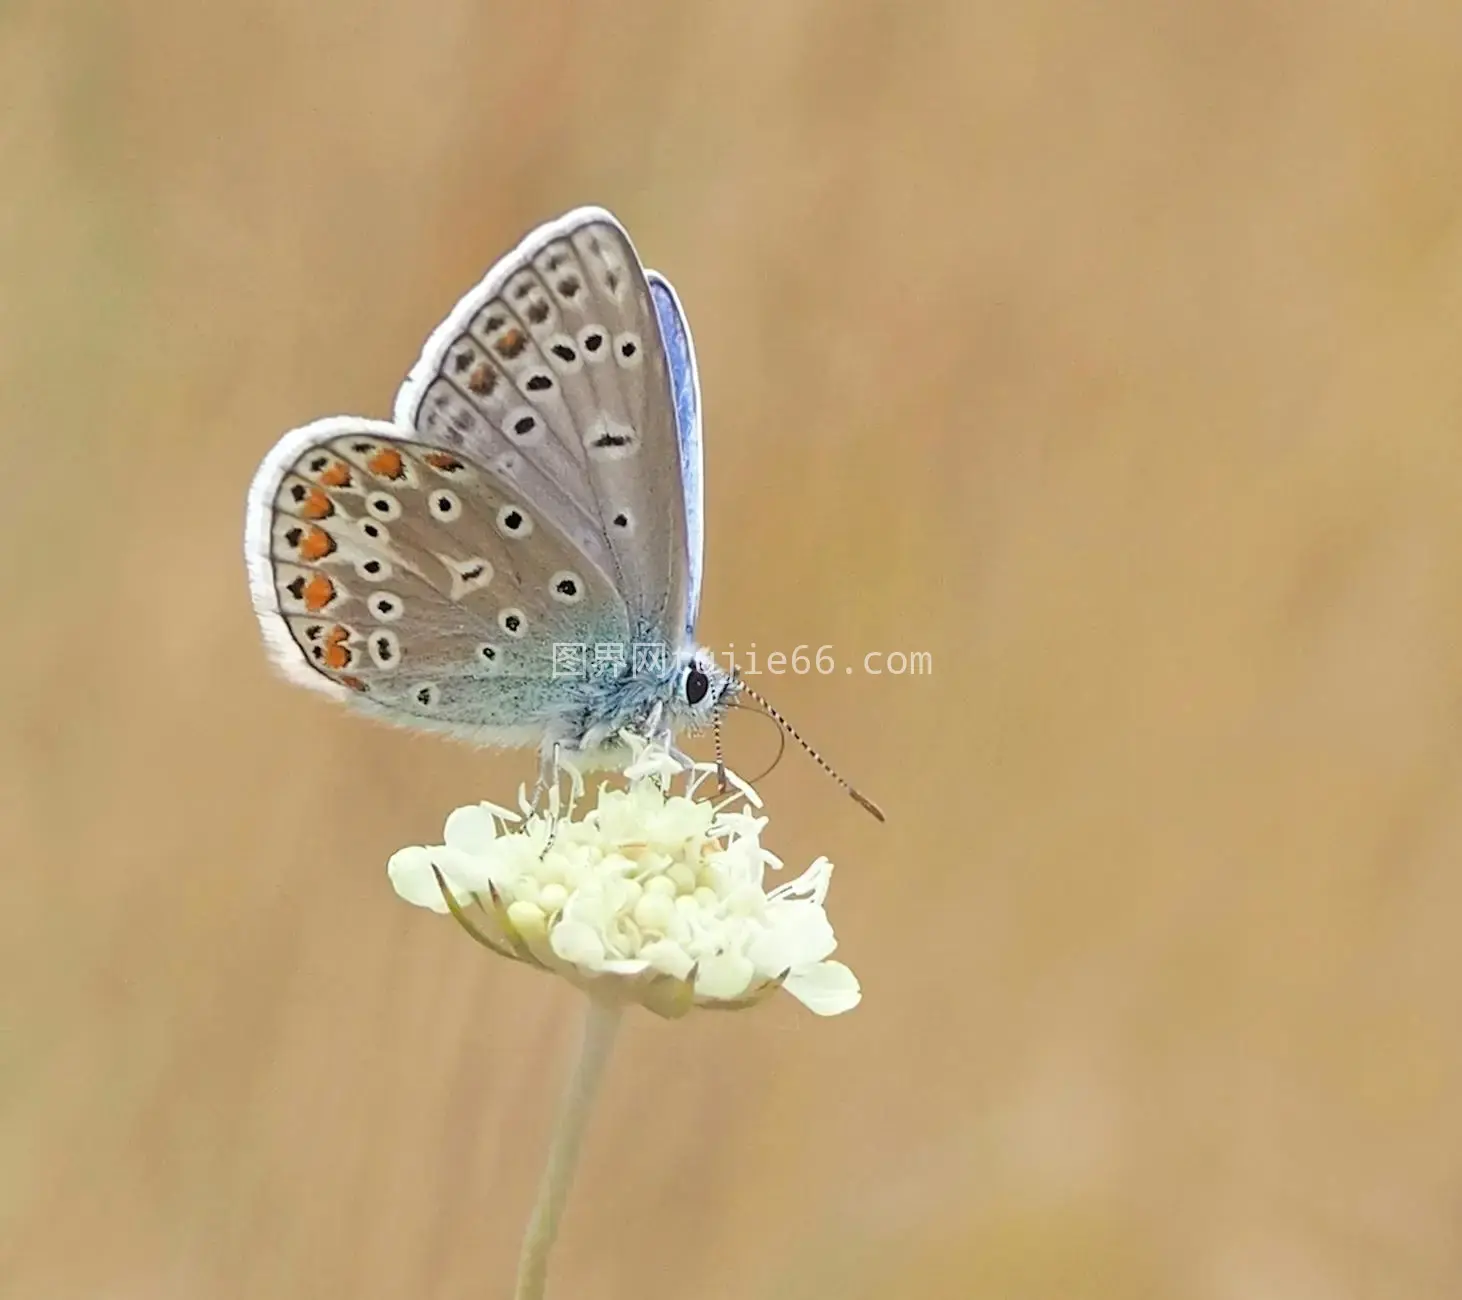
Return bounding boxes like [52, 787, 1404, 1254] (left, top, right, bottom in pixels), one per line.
[529, 742, 574, 858]
[639, 699, 665, 739]
[530, 742, 561, 812]
[533, 740, 587, 809]
[637, 699, 693, 771]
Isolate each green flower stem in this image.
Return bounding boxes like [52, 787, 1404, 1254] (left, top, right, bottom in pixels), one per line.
[514, 997, 622, 1300]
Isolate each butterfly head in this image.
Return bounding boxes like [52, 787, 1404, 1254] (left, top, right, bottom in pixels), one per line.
[670, 647, 739, 732]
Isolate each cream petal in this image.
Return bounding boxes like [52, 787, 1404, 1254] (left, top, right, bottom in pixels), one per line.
[431, 845, 498, 893]
[443, 804, 501, 855]
[695, 951, 756, 1001]
[387, 845, 464, 913]
[633, 891, 677, 935]
[751, 901, 837, 970]
[477, 798, 522, 824]
[715, 765, 763, 808]
[784, 962, 861, 1016]
[711, 811, 768, 842]
[724, 884, 766, 918]
[560, 885, 618, 931]
[506, 900, 548, 941]
[767, 856, 834, 905]
[623, 746, 685, 783]
[640, 938, 694, 980]
[550, 919, 607, 967]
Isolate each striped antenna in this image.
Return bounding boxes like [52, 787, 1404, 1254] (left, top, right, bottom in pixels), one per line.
[713, 704, 728, 790]
[737, 681, 886, 822]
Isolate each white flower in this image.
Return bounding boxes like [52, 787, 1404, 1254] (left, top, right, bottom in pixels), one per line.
[386, 733, 861, 1018]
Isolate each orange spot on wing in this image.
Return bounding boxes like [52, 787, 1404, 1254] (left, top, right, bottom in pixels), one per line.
[495, 327, 526, 359]
[302, 574, 336, 612]
[319, 462, 353, 488]
[466, 364, 497, 396]
[425, 451, 464, 473]
[367, 447, 405, 480]
[321, 625, 352, 670]
[299, 527, 335, 561]
[300, 489, 334, 520]
[339, 674, 368, 692]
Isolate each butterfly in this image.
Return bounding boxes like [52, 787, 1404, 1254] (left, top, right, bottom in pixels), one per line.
[244, 207, 738, 773]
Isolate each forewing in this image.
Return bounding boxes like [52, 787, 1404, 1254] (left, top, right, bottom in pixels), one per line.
[394, 207, 694, 648]
[245, 417, 630, 744]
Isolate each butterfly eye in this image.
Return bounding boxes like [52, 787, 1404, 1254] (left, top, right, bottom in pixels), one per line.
[684, 667, 710, 706]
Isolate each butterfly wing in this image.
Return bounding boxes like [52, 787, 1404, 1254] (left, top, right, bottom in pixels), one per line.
[394, 207, 696, 650]
[648, 272, 704, 639]
[245, 417, 630, 745]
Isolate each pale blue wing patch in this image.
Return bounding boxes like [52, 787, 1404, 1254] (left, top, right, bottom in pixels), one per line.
[245, 418, 630, 747]
[648, 272, 703, 639]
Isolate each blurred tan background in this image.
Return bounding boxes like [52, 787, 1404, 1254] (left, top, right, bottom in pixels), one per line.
[5, 1, 1462, 1296]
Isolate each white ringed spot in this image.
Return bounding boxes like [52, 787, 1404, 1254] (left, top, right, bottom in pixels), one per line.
[550, 571, 585, 605]
[365, 491, 402, 521]
[496, 505, 533, 538]
[368, 629, 402, 670]
[367, 592, 404, 623]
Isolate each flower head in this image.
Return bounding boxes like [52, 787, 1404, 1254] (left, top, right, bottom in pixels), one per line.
[388, 734, 860, 1017]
